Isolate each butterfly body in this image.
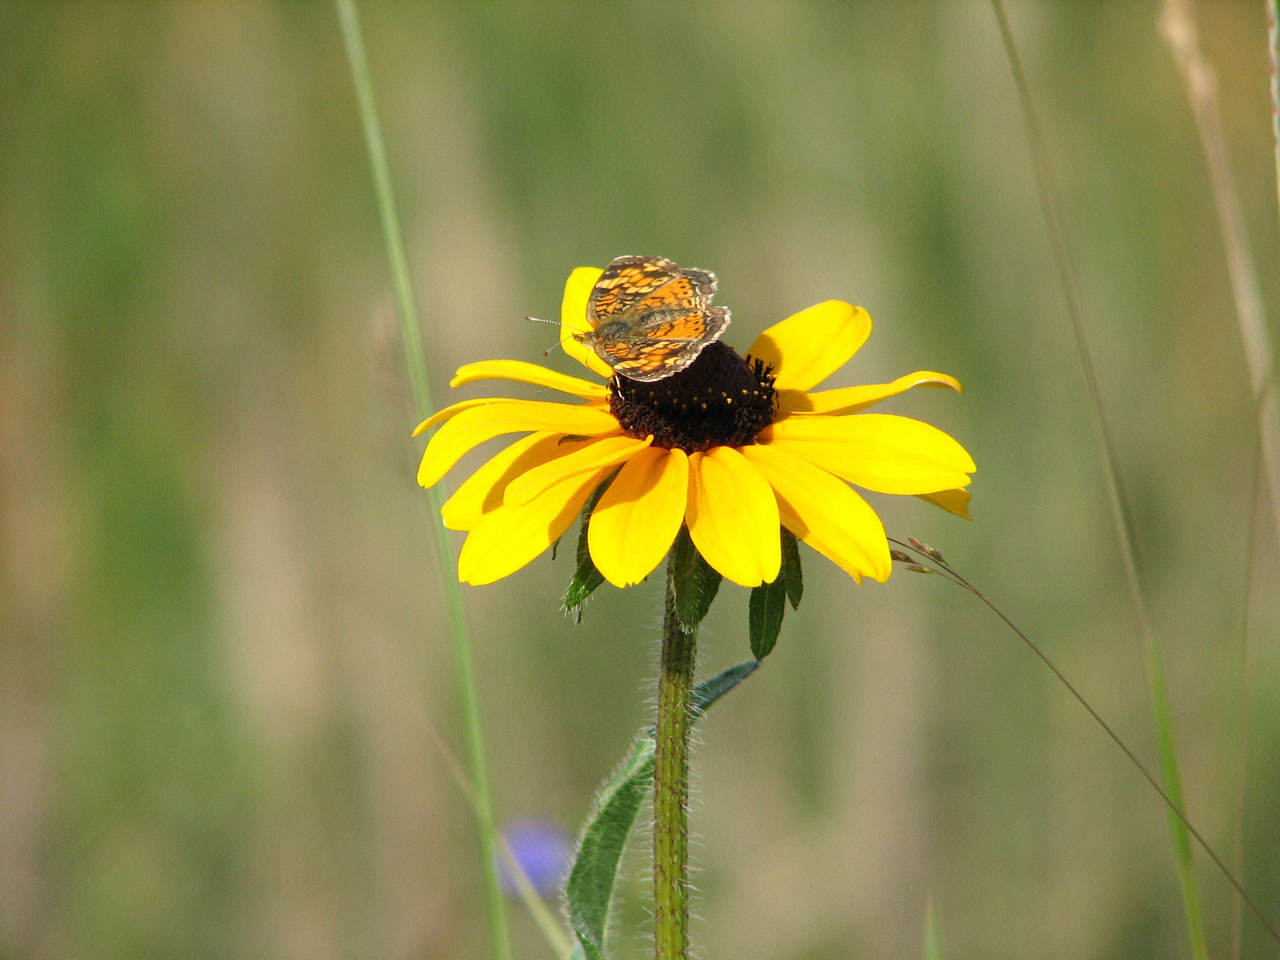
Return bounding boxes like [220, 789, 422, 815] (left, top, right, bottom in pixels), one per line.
[575, 255, 731, 382]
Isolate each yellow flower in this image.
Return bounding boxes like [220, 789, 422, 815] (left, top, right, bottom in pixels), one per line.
[415, 266, 975, 588]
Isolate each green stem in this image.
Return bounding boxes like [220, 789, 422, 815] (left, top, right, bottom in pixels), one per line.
[333, 4, 511, 959]
[653, 555, 697, 960]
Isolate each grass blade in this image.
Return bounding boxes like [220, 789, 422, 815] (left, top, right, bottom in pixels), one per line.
[1160, 4, 1280, 955]
[420, 707, 573, 957]
[333, 3, 511, 958]
[1271, 0, 1280, 225]
[989, 4, 1207, 956]
[1160, 0, 1280, 548]
[923, 897, 944, 960]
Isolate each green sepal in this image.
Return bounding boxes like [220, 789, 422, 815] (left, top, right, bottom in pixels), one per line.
[748, 575, 786, 659]
[562, 549, 605, 623]
[747, 530, 800, 659]
[564, 661, 758, 960]
[669, 527, 722, 632]
[562, 478, 613, 621]
[780, 529, 803, 610]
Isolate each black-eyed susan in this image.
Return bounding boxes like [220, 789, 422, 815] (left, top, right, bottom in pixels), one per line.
[414, 259, 974, 590]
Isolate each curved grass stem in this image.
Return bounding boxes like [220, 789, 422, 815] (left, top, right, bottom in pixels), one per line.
[889, 539, 1280, 949]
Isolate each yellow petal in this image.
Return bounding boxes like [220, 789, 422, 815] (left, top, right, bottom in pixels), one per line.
[441, 432, 576, 531]
[917, 487, 971, 519]
[740, 444, 890, 583]
[413, 397, 519, 437]
[450, 360, 609, 400]
[779, 370, 962, 417]
[762, 413, 975, 495]
[685, 446, 781, 587]
[503, 435, 651, 507]
[457, 466, 612, 586]
[418, 399, 620, 488]
[747, 301, 871, 392]
[588, 447, 689, 587]
[560, 266, 613, 380]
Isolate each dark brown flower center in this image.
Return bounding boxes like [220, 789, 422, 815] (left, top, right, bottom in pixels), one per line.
[608, 342, 777, 452]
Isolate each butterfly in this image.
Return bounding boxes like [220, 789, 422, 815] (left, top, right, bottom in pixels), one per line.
[573, 255, 731, 382]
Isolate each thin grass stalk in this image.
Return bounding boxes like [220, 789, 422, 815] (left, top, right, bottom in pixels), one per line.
[923, 897, 944, 960]
[1161, 5, 1280, 954]
[1268, 0, 1280, 227]
[1228, 454, 1262, 960]
[988, 4, 1208, 957]
[1160, 0, 1280, 547]
[334, 3, 512, 958]
[420, 705, 573, 958]
[890, 538, 1280, 946]
[1161, 7, 1280, 951]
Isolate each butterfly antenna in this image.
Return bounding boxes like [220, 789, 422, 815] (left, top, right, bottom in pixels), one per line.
[526, 316, 575, 357]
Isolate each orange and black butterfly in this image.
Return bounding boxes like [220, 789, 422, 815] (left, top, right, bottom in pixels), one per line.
[575, 255, 731, 382]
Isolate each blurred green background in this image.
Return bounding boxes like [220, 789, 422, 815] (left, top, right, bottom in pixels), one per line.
[3, 2, 1279, 958]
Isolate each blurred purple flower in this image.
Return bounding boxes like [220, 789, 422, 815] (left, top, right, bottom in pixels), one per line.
[498, 818, 572, 897]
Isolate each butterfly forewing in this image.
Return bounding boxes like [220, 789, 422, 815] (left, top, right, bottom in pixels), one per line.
[578, 255, 732, 382]
[588, 256, 684, 324]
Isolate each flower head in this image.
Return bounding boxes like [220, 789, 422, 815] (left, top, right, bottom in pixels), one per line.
[415, 263, 975, 589]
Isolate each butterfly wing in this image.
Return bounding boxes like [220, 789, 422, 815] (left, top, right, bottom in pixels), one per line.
[594, 336, 695, 382]
[629, 270, 720, 338]
[596, 306, 732, 381]
[587, 255, 685, 327]
[584, 255, 732, 381]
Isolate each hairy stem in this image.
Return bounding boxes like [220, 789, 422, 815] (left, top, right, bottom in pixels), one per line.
[653, 556, 697, 960]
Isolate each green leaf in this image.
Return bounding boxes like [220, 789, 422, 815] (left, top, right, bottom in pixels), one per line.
[748, 575, 786, 659]
[564, 660, 758, 960]
[669, 528, 722, 631]
[780, 530, 803, 610]
[690, 660, 758, 717]
[562, 481, 611, 621]
[564, 738, 654, 960]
